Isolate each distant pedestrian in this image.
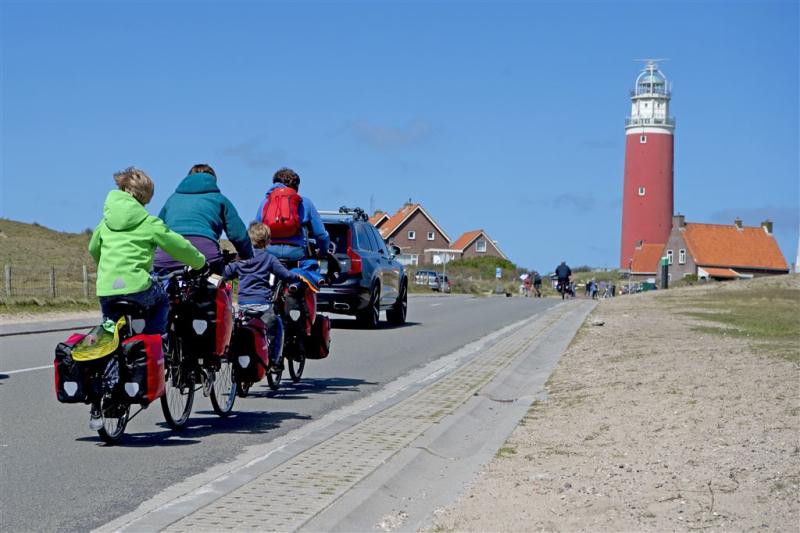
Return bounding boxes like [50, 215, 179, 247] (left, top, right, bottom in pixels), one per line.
[590, 279, 599, 300]
[533, 271, 542, 297]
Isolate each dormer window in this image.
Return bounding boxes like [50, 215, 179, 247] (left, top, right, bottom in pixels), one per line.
[408, 230, 416, 240]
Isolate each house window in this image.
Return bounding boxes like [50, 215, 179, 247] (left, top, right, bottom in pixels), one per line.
[476, 240, 487, 253]
[408, 230, 416, 240]
[638, 186, 646, 196]
[679, 249, 686, 264]
[410, 254, 419, 265]
[640, 134, 647, 144]
[666, 249, 673, 265]
[427, 231, 435, 241]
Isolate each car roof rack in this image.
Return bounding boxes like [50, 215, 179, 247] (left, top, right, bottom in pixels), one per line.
[319, 206, 369, 221]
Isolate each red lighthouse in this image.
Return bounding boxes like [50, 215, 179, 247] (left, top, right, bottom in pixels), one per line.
[619, 61, 675, 269]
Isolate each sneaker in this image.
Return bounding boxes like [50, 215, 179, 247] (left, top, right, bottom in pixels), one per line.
[89, 409, 103, 431]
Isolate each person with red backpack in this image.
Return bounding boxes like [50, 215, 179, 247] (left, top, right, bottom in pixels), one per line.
[255, 168, 330, 262]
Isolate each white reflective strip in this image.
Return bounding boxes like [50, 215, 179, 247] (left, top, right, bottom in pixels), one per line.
[1, 364, 52, 375]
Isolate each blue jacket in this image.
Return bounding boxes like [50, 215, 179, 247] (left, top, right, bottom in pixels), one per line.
[159, 173, 254, 259]
[255, 184, 330, 256]
[224, 249, 299, 305]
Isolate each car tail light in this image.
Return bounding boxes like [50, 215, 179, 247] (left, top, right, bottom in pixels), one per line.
[347, 229, 362, 274]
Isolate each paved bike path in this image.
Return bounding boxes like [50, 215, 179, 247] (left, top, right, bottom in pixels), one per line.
[99, 300, 595, 532]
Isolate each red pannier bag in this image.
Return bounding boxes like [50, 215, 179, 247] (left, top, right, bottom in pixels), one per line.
[120, 334, 165, 405]
[305, 314, 331, 359]
[231, 317, 268, 383]
[54, 333, 89, 403]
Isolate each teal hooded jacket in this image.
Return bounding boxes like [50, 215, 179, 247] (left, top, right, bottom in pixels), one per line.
[158, 172, 254, 258]
[89, 190, 206, 296]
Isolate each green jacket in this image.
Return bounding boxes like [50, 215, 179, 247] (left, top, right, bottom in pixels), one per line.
[89, 190, 206, 296]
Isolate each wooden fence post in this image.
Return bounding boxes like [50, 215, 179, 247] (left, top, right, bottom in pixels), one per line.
[49, 267, 56, 298]
[4, 265, 10, 298]
[82, 265, 89, 300]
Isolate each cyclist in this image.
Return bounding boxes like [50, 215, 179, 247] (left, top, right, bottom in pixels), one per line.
[155, 164, 253, 274]
[555, 261, 572, 297]
[88, 167, 206, 428]
[532, 270, 542, 297]
[224, 222, 301, 371]
[255, 167, 330, 262]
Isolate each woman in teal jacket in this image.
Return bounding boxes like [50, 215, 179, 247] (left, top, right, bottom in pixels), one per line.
[154, 164, 253, 273]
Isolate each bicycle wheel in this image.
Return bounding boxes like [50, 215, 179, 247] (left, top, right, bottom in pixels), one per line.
[266, 365, 283, 390]
[98, 399, 130, 445]
[210, 358, 236, 417]
[287, 353, 305, 383]
[236, 381, 252, 398]
[161, 339, 195, 429]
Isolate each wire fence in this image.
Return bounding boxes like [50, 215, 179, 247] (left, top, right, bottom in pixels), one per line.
[2, 265, 96, 302]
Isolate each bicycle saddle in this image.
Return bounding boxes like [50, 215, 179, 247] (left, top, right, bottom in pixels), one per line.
[108, 300, 147, 317]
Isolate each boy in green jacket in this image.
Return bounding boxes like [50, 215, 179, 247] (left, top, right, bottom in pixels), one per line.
[89, 167, 206, 335]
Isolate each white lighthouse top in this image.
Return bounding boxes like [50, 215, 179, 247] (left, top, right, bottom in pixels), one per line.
[626, 60, 675, 133]
[634, 61, 670, 97]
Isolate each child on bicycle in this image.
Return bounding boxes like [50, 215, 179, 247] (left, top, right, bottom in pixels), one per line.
[224, 222, 301, 371]
[87, 167, 206, 429]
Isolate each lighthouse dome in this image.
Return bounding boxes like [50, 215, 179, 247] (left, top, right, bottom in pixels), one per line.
[634, 65, 669, 96]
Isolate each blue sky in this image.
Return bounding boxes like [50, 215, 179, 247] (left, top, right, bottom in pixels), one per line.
[2, 0, 798, 272]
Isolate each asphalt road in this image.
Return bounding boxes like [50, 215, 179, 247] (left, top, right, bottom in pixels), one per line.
[0, 295, 557, 531]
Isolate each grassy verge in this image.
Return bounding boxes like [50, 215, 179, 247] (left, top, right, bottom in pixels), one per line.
[659, 282, 800, 362]
[0, 298, 99, 316]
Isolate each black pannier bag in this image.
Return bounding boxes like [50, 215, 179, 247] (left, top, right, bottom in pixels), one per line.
[54, 333, 89, 403]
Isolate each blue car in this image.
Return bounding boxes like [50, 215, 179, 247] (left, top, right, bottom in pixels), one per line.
[316, 208, 408, 328]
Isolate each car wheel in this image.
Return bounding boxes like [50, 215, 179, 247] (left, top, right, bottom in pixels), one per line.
[386, 279, 407, 325]
[356, 283, 380, 329]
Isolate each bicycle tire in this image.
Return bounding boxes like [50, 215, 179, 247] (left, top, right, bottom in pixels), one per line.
[161, 338, 194, 429]
[98, 400, 129, 445]
[266, 365, 283, 390]
[210, 358, 236, 417]
[287, 353, 305, 383]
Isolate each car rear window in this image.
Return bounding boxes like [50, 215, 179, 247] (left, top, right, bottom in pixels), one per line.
[324, 222, 349, 254]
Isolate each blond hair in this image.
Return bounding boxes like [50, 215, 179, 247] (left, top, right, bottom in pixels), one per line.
[248, 221, 271, 249]
[114, 167, 154, 205]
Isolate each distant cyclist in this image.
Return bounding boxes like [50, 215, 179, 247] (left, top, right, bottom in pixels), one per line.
[555, 261, 572, 298]
[155, 164, 253, 274]
[255, 168, 330, 262]
[532, 271, 542, 297]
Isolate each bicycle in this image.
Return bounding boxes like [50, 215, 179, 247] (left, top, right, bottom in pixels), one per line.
[159, 264, 236, 429]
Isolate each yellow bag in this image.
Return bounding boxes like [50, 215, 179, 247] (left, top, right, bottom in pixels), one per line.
[71, 317, 126, 362]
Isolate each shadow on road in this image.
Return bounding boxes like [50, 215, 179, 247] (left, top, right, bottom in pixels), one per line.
[330, 319, 421, 331]
[76, 410, 310, 448]
[246, 376, 377, 400]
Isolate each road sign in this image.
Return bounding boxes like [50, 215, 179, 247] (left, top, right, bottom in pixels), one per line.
[495, 267, 502, 279]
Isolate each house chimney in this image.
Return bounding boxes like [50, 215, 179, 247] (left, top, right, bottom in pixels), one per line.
[761, 219, 773, 235]
[672, 214, 685, 228]
[734, 217, 743, 229]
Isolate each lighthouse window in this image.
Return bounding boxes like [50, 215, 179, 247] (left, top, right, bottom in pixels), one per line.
[640, 135, 647, 143]
[638, 187, 646, 196]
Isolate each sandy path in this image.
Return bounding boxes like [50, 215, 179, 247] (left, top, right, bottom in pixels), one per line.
[430, 278, 799, 532]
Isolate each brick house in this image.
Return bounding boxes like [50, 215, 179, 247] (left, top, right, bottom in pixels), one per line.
[659, 214, 789, 283]
[450, 229, 507, 261]
[377, 203, 451, 266]
[628, 242, 664, 282]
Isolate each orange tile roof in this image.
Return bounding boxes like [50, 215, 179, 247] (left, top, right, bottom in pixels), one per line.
[451, 230, 483, 251]
[369, 212, 388, 226]
[701, 267, 739, 279]
[683, 223, 788, 271]
[378, 204, 419, 238]
[630, 243, 664, 273]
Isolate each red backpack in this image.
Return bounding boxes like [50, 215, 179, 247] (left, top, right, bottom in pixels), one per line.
[261, 187, 302, 239]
